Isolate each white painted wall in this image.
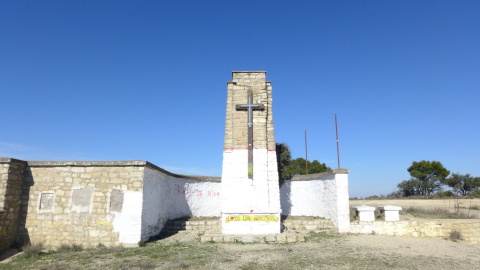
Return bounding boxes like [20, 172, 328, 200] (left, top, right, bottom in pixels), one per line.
[141, 168, 170, 241]
[221, 149, 282, 234]
[221, 149, 281, 214]
[140, 166, 221, 241]
[112, 190, 143, 244]
[280, 170, 350, 232]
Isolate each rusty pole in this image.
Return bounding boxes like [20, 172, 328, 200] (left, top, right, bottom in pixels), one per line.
[335, 114, 340, 169]
[305, 129, 308, 174]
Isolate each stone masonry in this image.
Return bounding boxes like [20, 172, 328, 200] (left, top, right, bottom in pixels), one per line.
[0, 158, 26, 252]
[221, 71, 282, 234]
[0, 159, 221, 250]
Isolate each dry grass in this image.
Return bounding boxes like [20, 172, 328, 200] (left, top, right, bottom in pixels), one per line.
[2, 232, 479, 270]
[403, 207, 471, 219]
[449, 230, 463, 242]
[21, 242, 44, 259]
[350, 198, 480, 219]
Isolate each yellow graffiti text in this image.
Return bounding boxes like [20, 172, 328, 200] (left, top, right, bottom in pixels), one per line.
[225, 215, 279, 223]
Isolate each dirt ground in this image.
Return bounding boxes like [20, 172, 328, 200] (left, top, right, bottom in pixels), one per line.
[2, 231, 480, 270]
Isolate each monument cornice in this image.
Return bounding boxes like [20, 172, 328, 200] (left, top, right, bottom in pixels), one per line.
[290, 169, 350, 181]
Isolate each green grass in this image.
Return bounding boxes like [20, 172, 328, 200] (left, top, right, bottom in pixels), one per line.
[306, 232, 339, 243]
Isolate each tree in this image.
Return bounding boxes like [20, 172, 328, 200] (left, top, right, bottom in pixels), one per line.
[407, 160, 450, 196]
[276, 142, 292, 185]
[276, 142, 332, 186]
[284, 158, 331, 176]
[397, 179, 421, 197]
[443, 173, 480, 196]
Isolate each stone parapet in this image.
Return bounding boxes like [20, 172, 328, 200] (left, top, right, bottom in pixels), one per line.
[350, 219, 480, 245]
[25, 160, 220, 182]
[291, 169, 350, 181]
[200, 233, 306, 243]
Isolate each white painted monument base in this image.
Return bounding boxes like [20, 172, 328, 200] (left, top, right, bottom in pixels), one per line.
[379, 205, 402, 221]
[221, 213, 281, 234]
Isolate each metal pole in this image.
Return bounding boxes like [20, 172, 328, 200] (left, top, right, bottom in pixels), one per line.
[305, 129, 308, 174]
[335, 114, 340, 169]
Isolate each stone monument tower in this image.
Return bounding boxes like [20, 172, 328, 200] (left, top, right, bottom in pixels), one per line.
[221, 71, 282, 234]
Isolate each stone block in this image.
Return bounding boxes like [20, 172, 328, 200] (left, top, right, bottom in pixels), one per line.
[265, 235, 276, 242]
[200, 236, 212, 243]
[224, 236, 235, 243]
[212, 236, 224, 242]
[241, 236, 253, 243]
[276, 235, 287, 243]
[287, 236, 297, 243]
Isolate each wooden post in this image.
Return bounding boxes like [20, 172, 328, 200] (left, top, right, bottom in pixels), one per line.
[335, 114, 340, 169]
[305, 129, 308, 174]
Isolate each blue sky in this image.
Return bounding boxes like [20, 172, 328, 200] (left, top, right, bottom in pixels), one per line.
[1, 1, 479, 197]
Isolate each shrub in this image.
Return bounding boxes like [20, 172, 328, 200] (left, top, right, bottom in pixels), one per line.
[57, 243, 83, 252]
[57, 243, 72, 252]
[449, 230, 463, 242]
[435, 191, 454, 198]
[138, 241, 146, 247]
[22, 242, 44, 258]
[470, 190, 480, 198]
[71, 244, 83, 252]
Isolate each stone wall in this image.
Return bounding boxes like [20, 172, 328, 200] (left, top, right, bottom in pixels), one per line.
[280, 169, 350, 232]
[0, 158, 26, 252]
[0, 159, 221, 249]
[16, 161, 147, 248]
[141, 165, 220, 241]
[350, 219, 480, 245]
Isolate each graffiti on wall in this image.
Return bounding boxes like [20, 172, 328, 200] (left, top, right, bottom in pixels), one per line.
[225, 215, 279, 223]
[174, 184, 220, 198]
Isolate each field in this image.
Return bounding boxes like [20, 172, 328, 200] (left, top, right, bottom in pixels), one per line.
[350, 198, 480, 219]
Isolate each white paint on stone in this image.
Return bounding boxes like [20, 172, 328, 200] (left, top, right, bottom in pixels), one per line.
[141, 168, 170, 241]
[139, 167, 221, 241]
[379, 205, 402, 221]
[354, 205, 376, 222]
[280, 170, 350, 232]
[112, 190, 143, 244]
[221, 149, 281, 234]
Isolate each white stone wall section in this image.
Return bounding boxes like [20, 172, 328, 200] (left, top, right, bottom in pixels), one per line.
[280, 169, 350, 232]
[139, 165, 221, 242]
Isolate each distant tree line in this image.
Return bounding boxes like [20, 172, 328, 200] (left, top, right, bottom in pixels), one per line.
[276, 142, 332, 186]
[389, 160, 480, 198]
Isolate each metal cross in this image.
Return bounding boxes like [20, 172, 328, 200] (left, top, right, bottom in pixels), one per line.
[236, 90, 264, 179]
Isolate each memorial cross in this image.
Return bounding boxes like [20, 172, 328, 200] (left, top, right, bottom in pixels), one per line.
[236, 90, 264, 179]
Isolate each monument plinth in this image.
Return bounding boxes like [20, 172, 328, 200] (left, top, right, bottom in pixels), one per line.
[221, 71, 281, 234]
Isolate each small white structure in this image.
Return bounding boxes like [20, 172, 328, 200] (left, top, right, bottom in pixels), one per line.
[379, 205, 402, 221]
[354, 205, 375, 222]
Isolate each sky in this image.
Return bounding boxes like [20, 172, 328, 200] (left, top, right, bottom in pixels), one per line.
[1, 1, 479, 197]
